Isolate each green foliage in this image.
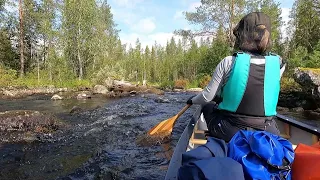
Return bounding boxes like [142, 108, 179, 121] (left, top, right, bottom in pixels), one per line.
[199, 39, 230, 75]
[280, 77, 302, 92]
[186, 80, 200, 89]
[174, 79, 189, 89]
[4, 69, 90, 88]
[291, 0, 320, 53]
[199, 74, 212, 89]
[92, 62, 127, 84]
[159, 80, 175, 89]
[306, 41, 320, 68]
[183, 0, 246, 45]
[0, 0, 319, 92]
[0, 65, 17, 87]
[0, 30, 19, 70]
[288, 46, 308, 69]
[0, 0, 5, 13]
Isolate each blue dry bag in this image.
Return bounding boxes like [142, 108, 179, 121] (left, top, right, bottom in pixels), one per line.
[228, 130, 295, 180]
[178, 137, 245, 180]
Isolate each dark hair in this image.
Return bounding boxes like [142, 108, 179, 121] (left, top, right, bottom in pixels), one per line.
[233, 12, 272, 55]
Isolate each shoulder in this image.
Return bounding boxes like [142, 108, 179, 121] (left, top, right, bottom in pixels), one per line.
[266, 52, 286, 67]
[221, 56, 235, 65]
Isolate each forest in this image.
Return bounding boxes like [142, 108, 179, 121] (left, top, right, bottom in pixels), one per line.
[0, 0, 319, 89]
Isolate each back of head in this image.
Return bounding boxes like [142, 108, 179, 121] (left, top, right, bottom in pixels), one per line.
[233, 12, 272, 55]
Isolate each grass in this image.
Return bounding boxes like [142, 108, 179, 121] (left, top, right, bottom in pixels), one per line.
[0, 66, 93, 89]
[0, 77, 92, 89]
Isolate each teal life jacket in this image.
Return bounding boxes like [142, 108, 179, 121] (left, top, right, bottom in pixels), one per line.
[218, 52, 281, 117]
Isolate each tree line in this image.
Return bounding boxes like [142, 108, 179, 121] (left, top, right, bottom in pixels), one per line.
[0, 0, 319, 88]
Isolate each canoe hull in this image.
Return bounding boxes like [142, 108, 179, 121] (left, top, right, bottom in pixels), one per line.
[165, 108, 320, 180]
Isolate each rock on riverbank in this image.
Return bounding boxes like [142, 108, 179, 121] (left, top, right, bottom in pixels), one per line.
[0, 80, 165, 100]
[293, 68, 320, 109]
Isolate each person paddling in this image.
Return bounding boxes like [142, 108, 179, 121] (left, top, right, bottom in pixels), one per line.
[186, 12, 286, 142]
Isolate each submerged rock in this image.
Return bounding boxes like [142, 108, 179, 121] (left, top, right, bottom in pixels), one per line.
[154, 97, 170, 103]
[0, 110, 61, 143]
[70, 106, 83, 114]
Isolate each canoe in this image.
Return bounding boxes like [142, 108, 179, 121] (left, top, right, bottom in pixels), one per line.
[164, 107, 320, 180]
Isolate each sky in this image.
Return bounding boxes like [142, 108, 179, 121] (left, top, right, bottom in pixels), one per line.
[108, 0, 294, 49]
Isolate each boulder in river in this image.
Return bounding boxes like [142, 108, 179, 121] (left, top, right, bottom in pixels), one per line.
[93, 85, 109, 94]
[51, 94, 63, 100]
[77, 92, 92, 99]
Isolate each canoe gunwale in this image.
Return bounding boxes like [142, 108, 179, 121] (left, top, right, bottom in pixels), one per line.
[164, 109, 198, 180]
[276, 114, 320, 137]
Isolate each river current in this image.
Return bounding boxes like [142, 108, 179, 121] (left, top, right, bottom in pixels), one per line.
[0, 92, 319, 180]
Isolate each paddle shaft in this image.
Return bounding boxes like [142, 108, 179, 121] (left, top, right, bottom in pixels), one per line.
[176, 104, 192, 118]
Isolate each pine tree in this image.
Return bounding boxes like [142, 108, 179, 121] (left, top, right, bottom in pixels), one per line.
[307, 41, 320, 68]
[19, 0, 24, 77]
[291, 0, 320, 52]
[0, 30, 18, 69]
[176, 0, 246, 46]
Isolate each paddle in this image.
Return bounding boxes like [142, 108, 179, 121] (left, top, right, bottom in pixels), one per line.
[148, 104, 191, 136]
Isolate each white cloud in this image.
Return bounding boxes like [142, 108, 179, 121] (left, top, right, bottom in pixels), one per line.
[188, 2, 201, 11]
[131, 18, 156, 34]
[174, 10, 184, 20]
[148, 32, 177, 47]
[120, 32, 183, 50]
[112, 0, 145, 8]
[111, 8, 139, 26]
[280, 8, 291, 39]
[119, 31, 214, 51]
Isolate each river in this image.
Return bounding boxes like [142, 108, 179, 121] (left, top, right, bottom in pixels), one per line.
[0, 92, 319, 180]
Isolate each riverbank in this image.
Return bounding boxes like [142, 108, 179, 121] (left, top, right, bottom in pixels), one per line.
[1, 71, 320, 116]
[0, 80, 165, 100]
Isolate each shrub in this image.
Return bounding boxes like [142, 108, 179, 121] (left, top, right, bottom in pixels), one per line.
[186, 80, 200, 89]
[174, 79, 189, 89]
[0, 66, 17, 87]
[199, 75, 212, 88]
[92, 62, 126, 84]
[160, 80, 174, 89]
[280, 77, 302, 92]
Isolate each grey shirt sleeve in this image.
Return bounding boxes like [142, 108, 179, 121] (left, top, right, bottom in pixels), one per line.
[191, 56, 234, 105]
[191, 55, 286, 105]
[279, 57, 286, 77]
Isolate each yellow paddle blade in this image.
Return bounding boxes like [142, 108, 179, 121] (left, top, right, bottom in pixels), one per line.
[148, 115, 178, 135]
[148, 104, 191, 136]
